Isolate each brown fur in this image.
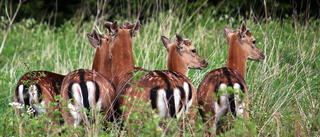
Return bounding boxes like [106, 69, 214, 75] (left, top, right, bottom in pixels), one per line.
[88, 30, 113, 79]
[117, 70, 197, 116]
[197, 67, 248, 134]
[60, 69, 115, 126]
[104, 24, 207, 131]
[163, 35, 208, 76]
[225, 23, 265, 77]
[14, 71, 64, 120]
[197, 22, 265, 136]
[59, 30, 116, 126]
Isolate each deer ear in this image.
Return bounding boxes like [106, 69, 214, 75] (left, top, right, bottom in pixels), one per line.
[175, 34, 183, 47]
[240, 21, 247, 37]
[124, 21, 136, 29]
[110, 20, 118, 36]
[161, 36, 171, 52]
[223, 26, 232, 42]
[104, 21, 112, 32]
[123, 21, 130, 29]
[130, 20, 140, 37]
[87, 30, 100, 48]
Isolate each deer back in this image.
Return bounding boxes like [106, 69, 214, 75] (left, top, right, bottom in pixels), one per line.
[59, 69, 115, 126]
[14, 71, 65, 116]
[117, 70, 196, 119]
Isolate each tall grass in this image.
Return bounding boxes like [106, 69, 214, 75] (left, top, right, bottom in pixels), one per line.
[0, 3, 319, 136]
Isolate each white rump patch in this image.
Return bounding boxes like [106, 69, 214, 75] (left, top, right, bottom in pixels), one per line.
[183, 82, 193, 112]
[233, 83, 244, 117]
[68, 83, 83, 126]
[157, 89, 168, 117]
[214, 83, 229, 124]
[33, 101, 46, 115]
[29, 85, 38, 103]
[183, 82, 189, 101]
[86, 81, 95, 107]
[174, 88, 183, 118]
[18, 85, 24, 104]
[87, 81, 103, 112]
[28, 85, 46, 114]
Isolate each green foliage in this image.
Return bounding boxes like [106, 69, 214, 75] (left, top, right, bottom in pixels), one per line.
[0, 2, 319, 136]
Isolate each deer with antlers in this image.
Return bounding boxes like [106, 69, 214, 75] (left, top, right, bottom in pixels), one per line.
[197, 21, 265, 135]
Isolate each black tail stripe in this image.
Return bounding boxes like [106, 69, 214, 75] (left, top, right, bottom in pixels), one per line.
[35, 84, 42, 103]
[154, 71, 176, 118]
[68, 82, 74, 103]
[222, 68, 236, 117]
[78, 70, 90, 112]
[23, 85, 30, 107]
[150, 86, 160, 110]
[167, 89, 175, 118]
[94, 81, 100, 103]
[229, 94, 236, 117]
[177, 86, 185, 112]
[215, 82, 222, 105]
[239, 82, 245, 93]
[15, 85, 20, 102]
[187, 83, 192, 100]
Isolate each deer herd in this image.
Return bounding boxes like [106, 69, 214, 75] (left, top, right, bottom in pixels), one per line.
[13, 20, 265, 136]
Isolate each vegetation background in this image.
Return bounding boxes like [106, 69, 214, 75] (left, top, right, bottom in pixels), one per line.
[0, 0, 319, 136]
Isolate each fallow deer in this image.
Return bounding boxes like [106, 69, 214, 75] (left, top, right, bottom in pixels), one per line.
[197, 21, 265, 135]
[104, 20, 207, 129]
[13, 30, 110, 119]
[60, 69, 115, 127]
[59, 30, 116, 127]
[14, 71, 64, 119]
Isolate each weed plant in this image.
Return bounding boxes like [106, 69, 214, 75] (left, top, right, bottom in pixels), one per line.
[0, 3, 319, 136]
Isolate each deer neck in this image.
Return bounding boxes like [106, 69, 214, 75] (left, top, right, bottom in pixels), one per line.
[91, 47, 112, 80]
[226, 37, 248, 78]
[111, 31, 135, 87]
[92, 48, 101, 72]
[167, 46, 188, 76]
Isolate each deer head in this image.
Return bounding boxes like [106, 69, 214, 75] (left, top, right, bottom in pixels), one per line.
[224, 21, 265, 62]
[87, 29, 112, 79]
[161, 34, 208, 76]
[103, 20, 140, 87]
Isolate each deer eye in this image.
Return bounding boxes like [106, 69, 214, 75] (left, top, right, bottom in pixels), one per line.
[252, 40, 256, 44]
[191, 49, 196, 53]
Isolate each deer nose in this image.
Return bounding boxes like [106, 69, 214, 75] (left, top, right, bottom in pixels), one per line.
[260, 53, 266, 60]
[202, 60, 208, 67]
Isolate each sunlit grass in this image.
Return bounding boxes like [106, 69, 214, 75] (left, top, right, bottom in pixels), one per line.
[0, 6, 319, 136]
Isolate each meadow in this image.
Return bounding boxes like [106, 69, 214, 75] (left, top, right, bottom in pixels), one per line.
[0, 3, 319, 136]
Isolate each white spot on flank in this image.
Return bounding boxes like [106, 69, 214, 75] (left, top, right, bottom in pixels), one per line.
[157, 89, 168, 117]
